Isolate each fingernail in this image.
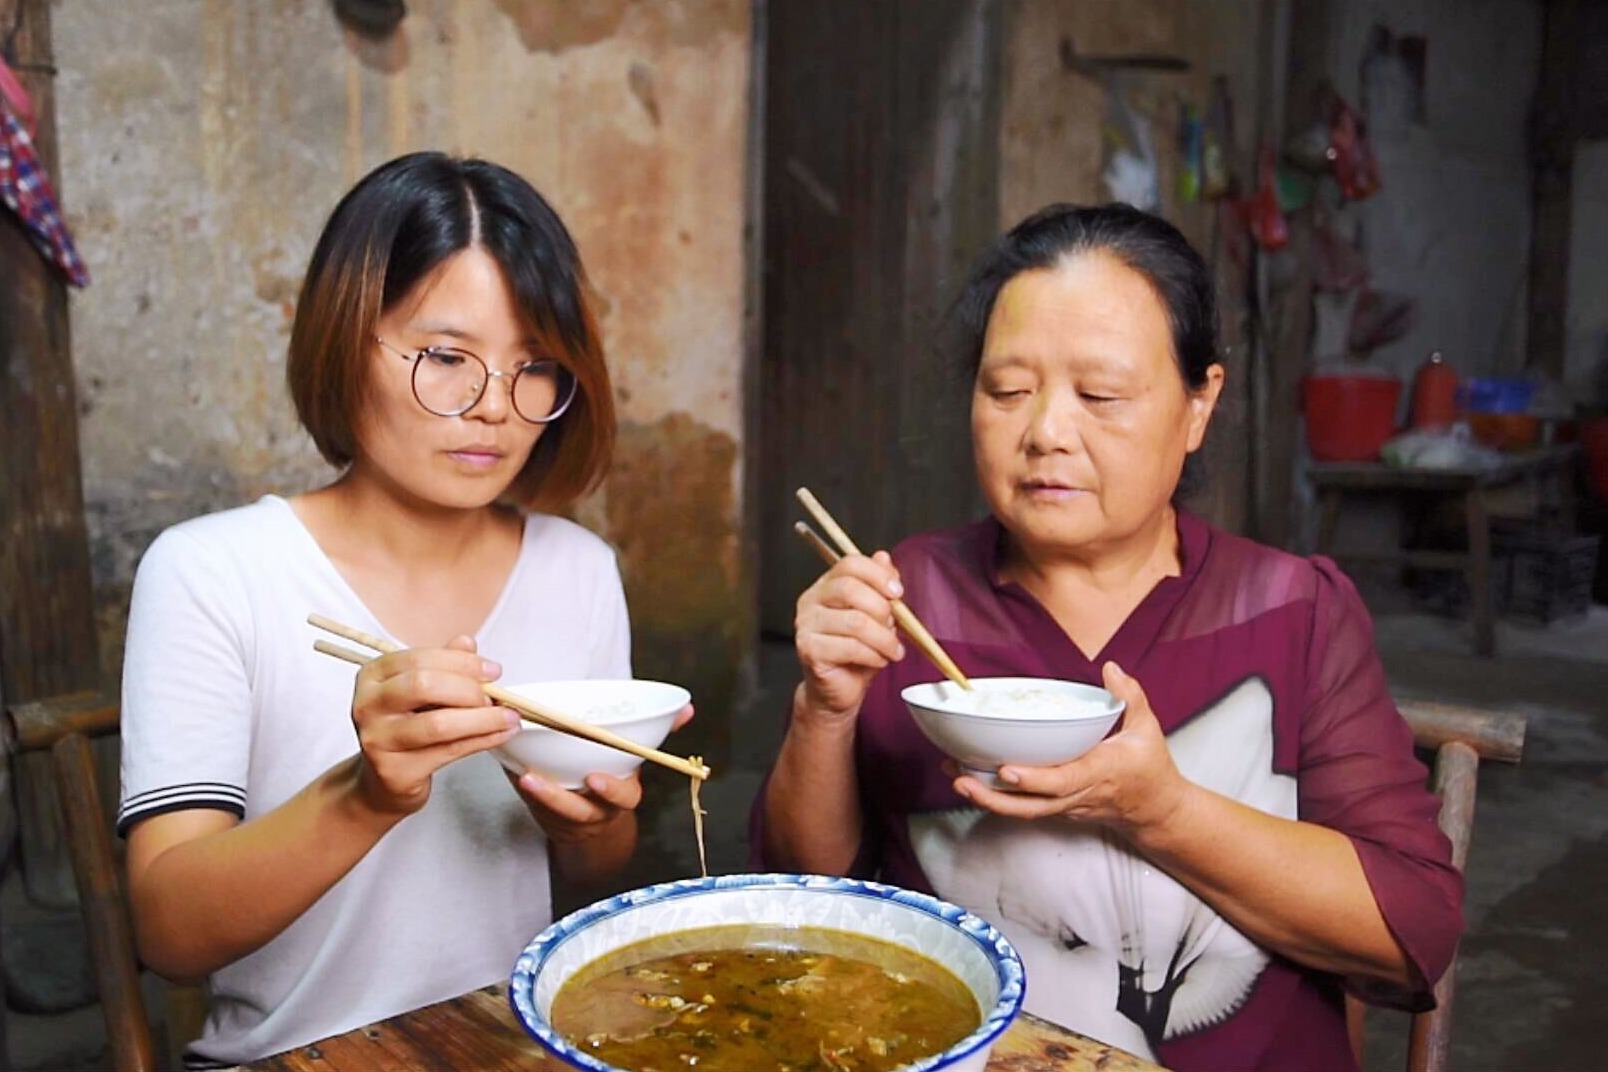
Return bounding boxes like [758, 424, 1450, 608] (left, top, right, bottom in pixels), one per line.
[895, 642, 906, 660]
[504, 709, 521, 730]
[998, 767, 1021, 786]
[889, 580, 904, 597]
[481, 659, 502, 680]
[520, 771, 547, 794]
[1106, 661, 1126, 680]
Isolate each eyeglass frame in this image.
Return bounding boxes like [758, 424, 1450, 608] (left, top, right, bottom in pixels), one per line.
[374, 335, 578, 424]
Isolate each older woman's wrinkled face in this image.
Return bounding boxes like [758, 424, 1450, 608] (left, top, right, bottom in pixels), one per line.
[971, 252, 1222, 563]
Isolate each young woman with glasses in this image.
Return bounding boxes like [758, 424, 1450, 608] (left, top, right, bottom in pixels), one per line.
[116, 152, 684, 1067]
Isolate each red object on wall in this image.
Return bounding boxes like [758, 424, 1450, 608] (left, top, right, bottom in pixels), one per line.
[1409, 350, 1460, 429]
[1583, 417, 1608, 505]
[1302, 372, 1402, 462]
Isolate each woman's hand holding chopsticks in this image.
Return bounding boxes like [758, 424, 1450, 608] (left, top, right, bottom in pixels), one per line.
[350, 634, 522, 817]
[793, 550, 909, 727]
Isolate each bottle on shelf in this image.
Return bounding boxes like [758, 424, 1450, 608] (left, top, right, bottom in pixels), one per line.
[1409, 350, 1459, 431]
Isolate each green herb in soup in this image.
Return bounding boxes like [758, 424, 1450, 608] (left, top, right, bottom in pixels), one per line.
[550, 924, 981, 1071]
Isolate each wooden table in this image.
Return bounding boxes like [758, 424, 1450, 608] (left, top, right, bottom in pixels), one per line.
[244, 983, 1164, 1072]
[1308, 444, 1580, 656]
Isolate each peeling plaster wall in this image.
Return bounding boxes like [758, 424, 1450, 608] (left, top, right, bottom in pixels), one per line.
[999, 0, 1266, 241]
[54, 1, 751, 764]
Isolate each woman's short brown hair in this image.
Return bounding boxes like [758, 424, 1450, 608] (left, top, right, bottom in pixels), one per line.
[286, 151, 614, 512]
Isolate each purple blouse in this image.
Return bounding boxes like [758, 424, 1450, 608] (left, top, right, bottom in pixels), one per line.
[752, 511, 1461, 1071]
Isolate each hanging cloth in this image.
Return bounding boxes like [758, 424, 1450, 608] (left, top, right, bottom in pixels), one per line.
[0, 86, 89, 288]
[0, 53, 36, 136]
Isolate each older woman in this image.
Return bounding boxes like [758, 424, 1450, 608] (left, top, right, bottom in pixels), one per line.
[753, 203, 1460, 1070]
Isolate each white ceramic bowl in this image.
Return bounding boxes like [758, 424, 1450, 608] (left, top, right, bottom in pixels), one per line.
[509, 873, 1025, 1072]
[495, 679, 689, 788]
[902, 676, 1125, 789]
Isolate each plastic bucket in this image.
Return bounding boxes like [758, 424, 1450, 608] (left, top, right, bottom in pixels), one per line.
[1301, 373, 1402, 462]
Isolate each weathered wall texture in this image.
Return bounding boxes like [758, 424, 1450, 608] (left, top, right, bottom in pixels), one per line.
[997, 0, 1270, 533]
[999, 0, 1266, 233]
[1325, 0, 1541, 385]
[54, 1, 752, 763]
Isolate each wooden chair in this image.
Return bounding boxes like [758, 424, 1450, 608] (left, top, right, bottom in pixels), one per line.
[1347, 699, 1528, 1072]
[5, 690, 157, 1072]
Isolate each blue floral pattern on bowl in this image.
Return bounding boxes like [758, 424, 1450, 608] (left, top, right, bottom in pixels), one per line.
[509, 872, 1026, 1072]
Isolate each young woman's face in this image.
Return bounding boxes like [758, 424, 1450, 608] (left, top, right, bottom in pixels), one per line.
[970, 251, 1222, 562]
[354, 247, 550, 511]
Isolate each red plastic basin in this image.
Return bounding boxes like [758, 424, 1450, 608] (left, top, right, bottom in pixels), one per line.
[1302, 373, 1402, 463]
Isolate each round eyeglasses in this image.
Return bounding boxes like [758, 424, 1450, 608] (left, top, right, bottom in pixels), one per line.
[376, 336, 578, 424]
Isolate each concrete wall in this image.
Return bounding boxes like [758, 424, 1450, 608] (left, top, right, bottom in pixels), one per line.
[54, 1, 753, 756]
[1326, 0, 1542, 385]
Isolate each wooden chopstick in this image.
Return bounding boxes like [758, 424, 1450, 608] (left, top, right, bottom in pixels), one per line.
[307, 615, 709, 781]
[793, 489, 973, 690]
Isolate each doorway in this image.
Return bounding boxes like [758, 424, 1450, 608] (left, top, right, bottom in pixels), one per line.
[754, 0, 1003, 636]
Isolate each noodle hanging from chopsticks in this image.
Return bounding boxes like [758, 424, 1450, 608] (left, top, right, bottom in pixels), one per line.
[690, 758, 708, 878]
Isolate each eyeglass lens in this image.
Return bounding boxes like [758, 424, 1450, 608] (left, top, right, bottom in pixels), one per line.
[411, 348, 576, 423]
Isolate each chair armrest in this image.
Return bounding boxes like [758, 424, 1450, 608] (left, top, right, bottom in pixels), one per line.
[6, 690, 121, 753]
[1397, 700, 1526, 764]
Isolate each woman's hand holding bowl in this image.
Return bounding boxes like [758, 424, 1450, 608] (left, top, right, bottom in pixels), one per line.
[794, 551, 907, 725]
[955, 662, 1194, 841]
[350, 634, 520, 818]
[508, 704, 696, 844]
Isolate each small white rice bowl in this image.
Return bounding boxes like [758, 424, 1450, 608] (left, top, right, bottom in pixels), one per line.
[902, 677, 1124, 789]
[495, 679, 689, 789]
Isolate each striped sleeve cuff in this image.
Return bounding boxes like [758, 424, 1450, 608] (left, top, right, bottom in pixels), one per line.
[118, 782, 247, 837]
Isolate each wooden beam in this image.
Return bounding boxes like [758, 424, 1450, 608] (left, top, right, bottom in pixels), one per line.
[0, 0, 100, 697]
[1525, 0, 1579, 379]
[0, 0, 104, 908]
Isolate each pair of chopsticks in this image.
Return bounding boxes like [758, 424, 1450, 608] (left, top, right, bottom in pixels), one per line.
[792, 488, 973, 691]
[308, 614, 710, 781]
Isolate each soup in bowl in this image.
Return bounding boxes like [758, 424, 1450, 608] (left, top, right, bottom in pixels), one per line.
[509, 873, 1025, 1072]
[495, 679, 690, 789]
[902, 677, 1125, 789]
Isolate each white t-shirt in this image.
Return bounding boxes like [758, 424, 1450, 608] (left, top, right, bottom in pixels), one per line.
[118, 494, 631, 1064]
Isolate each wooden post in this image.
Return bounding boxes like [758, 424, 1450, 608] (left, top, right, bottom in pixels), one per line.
[52, 733, 155, 1072]
[0, 0, 103, 907]
[1525, 0, 1578, 380]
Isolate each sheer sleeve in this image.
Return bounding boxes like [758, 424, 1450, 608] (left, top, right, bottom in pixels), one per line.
[1297, 558, 1463, 1009]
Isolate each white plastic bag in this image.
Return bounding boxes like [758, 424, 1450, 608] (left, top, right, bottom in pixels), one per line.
[1379, 423, 1503, 471]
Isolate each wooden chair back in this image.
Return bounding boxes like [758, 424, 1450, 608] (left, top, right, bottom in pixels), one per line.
[1347, 699, 1527, 1072]
[5, 690, 156, 1072]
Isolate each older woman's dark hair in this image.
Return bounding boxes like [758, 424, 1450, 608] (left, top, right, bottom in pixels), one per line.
[287, 151, 614, 512]
[953, 202, 1220, 390]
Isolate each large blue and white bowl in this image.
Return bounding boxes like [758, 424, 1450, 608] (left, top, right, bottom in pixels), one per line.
[510, 873, 1025, 1072]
